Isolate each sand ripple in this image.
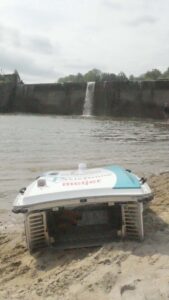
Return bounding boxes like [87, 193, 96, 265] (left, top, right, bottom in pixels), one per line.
[0, 173, 169, 300]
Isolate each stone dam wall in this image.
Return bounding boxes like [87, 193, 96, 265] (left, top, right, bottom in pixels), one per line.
[1, 75, 169, 119]
[93, 80, 169, 119]
[13, 83, 86, 115]
[0, 74, 18, 112]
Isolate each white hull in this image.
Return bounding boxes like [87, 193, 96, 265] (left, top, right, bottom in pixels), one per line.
[13, 165, 152, 213]
[12, 165, 153, 251]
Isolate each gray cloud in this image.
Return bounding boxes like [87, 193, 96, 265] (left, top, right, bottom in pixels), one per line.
[0, 23, 56, 55]
[0, 0, 168, 83]
[0, 22, 60, 82]
[102, 0, 123, 10]
[65, 62, 105, 73]
[127, 15, 158, 27]
[0, 24, 21, 47]
[25, 36, 55, 55]
[0, 46, 58, 78]
[83, 25, 101, 34]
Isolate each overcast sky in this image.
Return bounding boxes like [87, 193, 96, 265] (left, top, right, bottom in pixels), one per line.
[0, 0, 169, 83]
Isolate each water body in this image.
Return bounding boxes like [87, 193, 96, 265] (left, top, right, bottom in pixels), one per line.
[0, 114, 169, 209]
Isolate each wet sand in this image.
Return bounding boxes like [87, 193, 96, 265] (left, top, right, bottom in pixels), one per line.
[0, 173, 169, 300]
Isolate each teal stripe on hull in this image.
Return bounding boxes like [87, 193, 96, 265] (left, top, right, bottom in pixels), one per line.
[105, 165, 141, 189]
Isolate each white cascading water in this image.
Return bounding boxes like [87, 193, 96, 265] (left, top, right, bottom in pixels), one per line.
[83, 82, 95, 116]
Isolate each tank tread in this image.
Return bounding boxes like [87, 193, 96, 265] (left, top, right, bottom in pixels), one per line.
[24, 212, 49, 251]
[122, 202, 144, 240]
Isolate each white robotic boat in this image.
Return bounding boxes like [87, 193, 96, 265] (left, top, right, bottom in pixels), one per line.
[12, 164, 153, 251]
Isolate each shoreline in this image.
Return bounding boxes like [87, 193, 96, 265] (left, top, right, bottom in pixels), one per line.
[0, 172, 169, 300]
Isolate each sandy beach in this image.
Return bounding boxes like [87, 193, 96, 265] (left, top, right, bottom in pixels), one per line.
[0, 173, 169, 300]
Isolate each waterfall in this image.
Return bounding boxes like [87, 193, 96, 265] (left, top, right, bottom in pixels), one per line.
[83, 82, 95, 116]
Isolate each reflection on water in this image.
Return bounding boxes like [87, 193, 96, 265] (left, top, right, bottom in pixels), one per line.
[0, 114, 169, 209]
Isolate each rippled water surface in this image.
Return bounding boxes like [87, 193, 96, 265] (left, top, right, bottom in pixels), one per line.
[0, 114, 169, 209]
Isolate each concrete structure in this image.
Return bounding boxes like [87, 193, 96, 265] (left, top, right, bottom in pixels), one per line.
[0, 73, 18, 112]
[13, 83, 86, 115]
[0, 72, 169, 119]
[93, 80, 169, 119]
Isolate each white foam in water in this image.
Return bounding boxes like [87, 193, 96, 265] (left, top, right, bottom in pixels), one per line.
[83, 82, 95, 116]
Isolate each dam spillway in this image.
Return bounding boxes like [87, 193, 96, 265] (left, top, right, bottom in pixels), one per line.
[1, 72, 169, 119]
[83, 82, 95, 116]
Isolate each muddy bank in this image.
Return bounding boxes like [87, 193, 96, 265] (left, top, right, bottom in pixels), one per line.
[0, 173, 169, 300]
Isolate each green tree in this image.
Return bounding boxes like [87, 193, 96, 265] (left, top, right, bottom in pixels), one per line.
[76, 73, 85, 83]
[129, 74, 135, 81]
[58, 74, 76, 83]
[84, 69, 102, 82]
[101, 72, 117, 81]
[57, 67, 169, 83]
[160, 67, 169, 79]
[140, 69, 161, 80]
[117, 72, 128, 81]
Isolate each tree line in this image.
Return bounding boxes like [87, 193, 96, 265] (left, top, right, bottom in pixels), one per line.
[58, 67, 169, 83]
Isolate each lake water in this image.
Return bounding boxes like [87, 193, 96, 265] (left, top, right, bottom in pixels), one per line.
[0, 114, 169, 209]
